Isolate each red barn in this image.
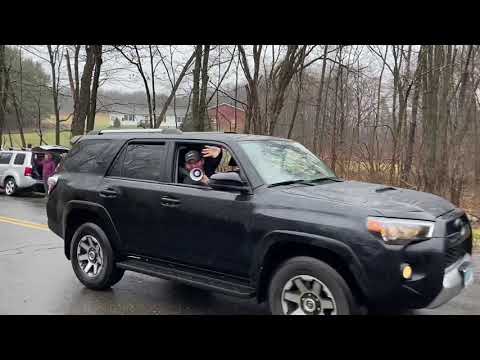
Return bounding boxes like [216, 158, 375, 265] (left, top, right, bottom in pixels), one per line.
[207, 103, 246, 133]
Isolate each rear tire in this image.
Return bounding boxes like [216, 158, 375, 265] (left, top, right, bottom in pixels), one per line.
[268, 256, 357, 315]
[70, 222, 124, 290]
[4, 177, 17, 196]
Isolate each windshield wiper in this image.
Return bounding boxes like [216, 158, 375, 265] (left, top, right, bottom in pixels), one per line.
[267, 176, 341, 188]
[267, 179, 316, 188]
[308, 176, 341, 183]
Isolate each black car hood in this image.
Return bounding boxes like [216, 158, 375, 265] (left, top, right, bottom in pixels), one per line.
[282, 180, 455, 221]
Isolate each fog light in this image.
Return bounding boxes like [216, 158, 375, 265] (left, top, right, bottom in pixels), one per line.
[401, 264, 412, 279]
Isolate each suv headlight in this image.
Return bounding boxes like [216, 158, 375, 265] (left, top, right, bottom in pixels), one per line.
[367, 216, 435, 245]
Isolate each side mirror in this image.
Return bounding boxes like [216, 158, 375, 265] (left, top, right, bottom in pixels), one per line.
[209, 172, 250, 193]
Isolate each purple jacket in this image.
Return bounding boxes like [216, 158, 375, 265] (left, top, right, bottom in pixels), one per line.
[41, 159, 56, 180]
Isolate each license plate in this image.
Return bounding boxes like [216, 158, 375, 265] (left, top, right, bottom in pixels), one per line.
[462, 267, 474, 287]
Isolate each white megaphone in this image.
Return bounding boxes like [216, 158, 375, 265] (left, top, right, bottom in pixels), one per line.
[189, 168, 204, 182]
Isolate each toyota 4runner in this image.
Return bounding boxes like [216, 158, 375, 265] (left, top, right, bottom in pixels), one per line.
[46, 129, 475, 315]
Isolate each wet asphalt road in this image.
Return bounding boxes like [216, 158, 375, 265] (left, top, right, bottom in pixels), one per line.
[0, 193, 479, 315]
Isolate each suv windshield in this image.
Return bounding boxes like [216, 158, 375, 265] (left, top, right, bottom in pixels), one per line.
[239, 140, 336, 185]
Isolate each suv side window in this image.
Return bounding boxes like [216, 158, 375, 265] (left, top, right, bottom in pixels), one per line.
[109, 142, 167, 182]
[0, 152, 13, 165]
[64, 139, 124, 175]
[14, 153, 26, 165]
[174, 143, 244, 185]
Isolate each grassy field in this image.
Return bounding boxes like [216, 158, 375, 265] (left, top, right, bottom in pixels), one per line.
[474, 228, 480, 250]
[4, 113, 113, 148]
[44, 112, 112, 130]
[5, 130, 71, 147]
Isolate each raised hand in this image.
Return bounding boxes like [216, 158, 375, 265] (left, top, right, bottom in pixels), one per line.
[202, 146, 221, 159]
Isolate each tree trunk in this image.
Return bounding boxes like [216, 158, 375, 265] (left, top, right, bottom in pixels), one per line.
[47, 45, 61, 145]
[86, 45, 102, 133]
[199, 45, 211, 131]
[436, 45, 452, 195]
[191, 45, 202, 131]
[37, 96, 45, 145]
[149, 45, 157, 128]
[330, 65, 341, 172]
[0, 45, 5, 148]
[319, 64, 333, 157]
[402, 47, 424, 183]
[71, 45, 96, 136]
[65, 46, 80, 134]
[10, 89, 26, 147]
[234, 50, 239, 132]
[287, 68, 304, 139]
[156, 49, 196, 128]
[313, 46, 328, 154]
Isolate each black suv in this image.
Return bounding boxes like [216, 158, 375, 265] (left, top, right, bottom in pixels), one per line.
[47, 129, 475, 315]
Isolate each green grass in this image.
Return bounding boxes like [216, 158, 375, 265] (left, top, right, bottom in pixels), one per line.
[474, 228, 480, 250]
[4, 113, 117, 148]
[6, 130, 72, 148]
[45, 112, 112, 131]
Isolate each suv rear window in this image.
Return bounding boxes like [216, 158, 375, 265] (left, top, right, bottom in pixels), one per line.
[109, 142, 167, 182]
[63, 139, 124, 175]
[0, 152, 13, 164]
[14, 153, 26, 165]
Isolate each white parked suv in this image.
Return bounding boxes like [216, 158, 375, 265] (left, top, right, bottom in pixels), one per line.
[0, 146, 68, 196]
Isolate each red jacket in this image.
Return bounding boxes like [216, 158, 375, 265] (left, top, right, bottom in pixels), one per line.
[41, 159, 56, 180]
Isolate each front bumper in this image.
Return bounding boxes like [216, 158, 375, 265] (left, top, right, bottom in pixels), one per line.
[427, 253, 475, 308]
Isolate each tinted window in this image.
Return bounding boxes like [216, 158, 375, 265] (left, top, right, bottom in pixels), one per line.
[111, 143, 166, 182]
[0, 152, 13, 165]
[108, 146, 126, 177]
[63, 139, 124, 174]
[14, 153, 26, 165]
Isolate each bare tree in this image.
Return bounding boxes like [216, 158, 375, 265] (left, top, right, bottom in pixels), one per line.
[114, 45, 154, 127]
[65, 45, 99, 136]
[0, 45, 5, 148]
[47, 45, 64, 144]
[155, 46, 196, 128]
[86, 45, 103, 132]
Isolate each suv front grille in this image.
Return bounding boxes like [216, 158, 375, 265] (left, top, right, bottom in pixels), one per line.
[444, 213, 472, 268]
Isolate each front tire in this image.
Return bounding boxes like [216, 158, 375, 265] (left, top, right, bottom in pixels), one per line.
[70, 222, 124, 290]
[4, 177, 17, 196]
[268, 256, 356, 315]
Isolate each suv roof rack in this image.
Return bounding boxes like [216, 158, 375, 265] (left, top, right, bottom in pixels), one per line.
[97, 128, 183, 135]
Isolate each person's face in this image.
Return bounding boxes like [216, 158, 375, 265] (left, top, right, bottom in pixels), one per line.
[185, 158, 204, 171]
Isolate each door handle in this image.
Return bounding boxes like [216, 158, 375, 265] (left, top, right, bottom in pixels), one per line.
[99, 188, 118, 198]
[160, 196, 180, 207]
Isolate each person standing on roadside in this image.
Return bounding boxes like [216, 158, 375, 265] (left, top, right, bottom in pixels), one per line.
[39, 152, 56, 196]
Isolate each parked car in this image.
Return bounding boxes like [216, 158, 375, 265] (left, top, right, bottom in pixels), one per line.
[46, 130, 474, 315]
[0, 146, 68, 196]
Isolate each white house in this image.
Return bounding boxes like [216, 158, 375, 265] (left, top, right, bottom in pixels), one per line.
[160, 107, 187, 128]
[108, 105, 187, 128]
[109, 112, 147, 127]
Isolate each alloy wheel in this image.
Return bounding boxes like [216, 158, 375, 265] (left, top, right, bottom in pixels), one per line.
[77, 235, 104, 278]
[281, 275, 337, 315]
